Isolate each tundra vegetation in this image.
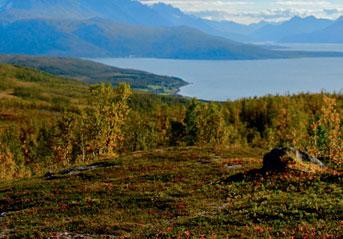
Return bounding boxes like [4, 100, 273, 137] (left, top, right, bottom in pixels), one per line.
[0, 64, 342, 238]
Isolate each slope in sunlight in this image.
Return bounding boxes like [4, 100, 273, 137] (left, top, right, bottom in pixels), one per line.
[0, 55, 187, 94]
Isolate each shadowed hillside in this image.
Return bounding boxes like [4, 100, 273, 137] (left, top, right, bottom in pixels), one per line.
[1, 17, 343, 59]
[0, 18, 287, 60]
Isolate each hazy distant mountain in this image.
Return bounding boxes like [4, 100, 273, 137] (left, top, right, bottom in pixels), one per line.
[2, 0, 339, 44]
[0, 18, 293, 59]
[0, 0, 171, 26]
[0, 0, 343, 59]
[1, 18, 342, 60]
[250, 16, 334, 42]
[281, 17, 343, 43]
[0, 0, 269, 59]
[0, 0, 259, 42]
[150, 3, 257, 42]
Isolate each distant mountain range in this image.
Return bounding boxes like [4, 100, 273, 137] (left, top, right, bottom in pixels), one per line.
[0, 0, 260, 42]
[149, 5, 343, 44]
[281, 17, 343, 43]
[0, 18, 287, 60]
[252, 16, 334, 43]
[0, 0, 342, 60]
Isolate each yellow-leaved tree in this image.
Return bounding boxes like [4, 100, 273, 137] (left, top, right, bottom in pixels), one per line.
[269, 98, 308, 148]
[306, 96, 342, 165]
[52, 113, 76, 166]
[184, 100, 228, 146]
[79, 83, 132, 159]
[0, 142, 16, 180]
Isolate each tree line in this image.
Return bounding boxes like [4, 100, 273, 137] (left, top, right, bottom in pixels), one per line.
[0, 83, 342, 179]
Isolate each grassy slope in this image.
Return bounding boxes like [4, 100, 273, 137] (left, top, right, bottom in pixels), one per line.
[0, 55, 187, 94]
[0, 63, 187, 128]
[0, 64, 89, 128]
[0, 63, 342, 238]
[0, 64, 88, 99]
[0, 147, 342, 238]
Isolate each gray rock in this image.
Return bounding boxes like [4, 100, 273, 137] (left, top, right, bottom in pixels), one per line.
[59, 162, 115, 175]
[293, 148, 325, 167]
[262, 147, 324, 172]
[43, 161, 117, 180]
[225, 164, 242, 170]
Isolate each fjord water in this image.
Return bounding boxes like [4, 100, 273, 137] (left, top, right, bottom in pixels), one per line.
[94, 45, 343, 101]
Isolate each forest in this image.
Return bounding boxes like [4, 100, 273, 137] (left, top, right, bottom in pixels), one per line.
[0, 64, 342, 179]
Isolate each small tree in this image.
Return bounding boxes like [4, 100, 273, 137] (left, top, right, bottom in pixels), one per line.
[184, 99, 201, 145]
[0, 142, 16, 180]
[306, 96, 342, 164]
[19, 123, 38, 165]
[122, 111, 158, 151]
[80, 83, 132, 159]
[52, 113, 76, 166]
[270, 98, 308, 148]
[196, 103, 228, 146]
[184, 100, 228, 146]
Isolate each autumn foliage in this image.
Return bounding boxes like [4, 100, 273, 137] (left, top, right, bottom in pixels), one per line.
[306, 96, 343, 164]
[0, 67, 342, 179]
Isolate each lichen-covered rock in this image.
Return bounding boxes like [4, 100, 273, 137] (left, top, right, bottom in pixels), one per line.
[262, 147, 324, 172]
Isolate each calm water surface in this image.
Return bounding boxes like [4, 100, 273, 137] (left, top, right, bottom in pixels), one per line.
[93, 45, 343, 101]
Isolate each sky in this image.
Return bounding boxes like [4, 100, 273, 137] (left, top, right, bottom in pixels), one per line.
[140, 0, 343, 24]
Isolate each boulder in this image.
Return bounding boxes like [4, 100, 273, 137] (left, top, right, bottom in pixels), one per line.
[262, 147, 324, 172]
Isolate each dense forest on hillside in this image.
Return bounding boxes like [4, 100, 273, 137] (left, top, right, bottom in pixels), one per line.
[0, 64, 342, 179]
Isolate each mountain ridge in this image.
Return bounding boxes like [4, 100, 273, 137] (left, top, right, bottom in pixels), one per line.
[1, 0, 341, 44]
[281, 17, 343, 43]
[0, 17, 288, 60]
[251, 16, 334, 42]
[1, 0, 343, 59]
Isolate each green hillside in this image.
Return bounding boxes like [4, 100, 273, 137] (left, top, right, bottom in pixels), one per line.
[0, 63, 342, 238]
[0, 55, 187, 94]
[0, 63, 187, 135]
[0, 64, 88, 123]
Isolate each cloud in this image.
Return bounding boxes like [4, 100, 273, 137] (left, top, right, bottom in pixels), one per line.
[139, 0, 343, 24]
